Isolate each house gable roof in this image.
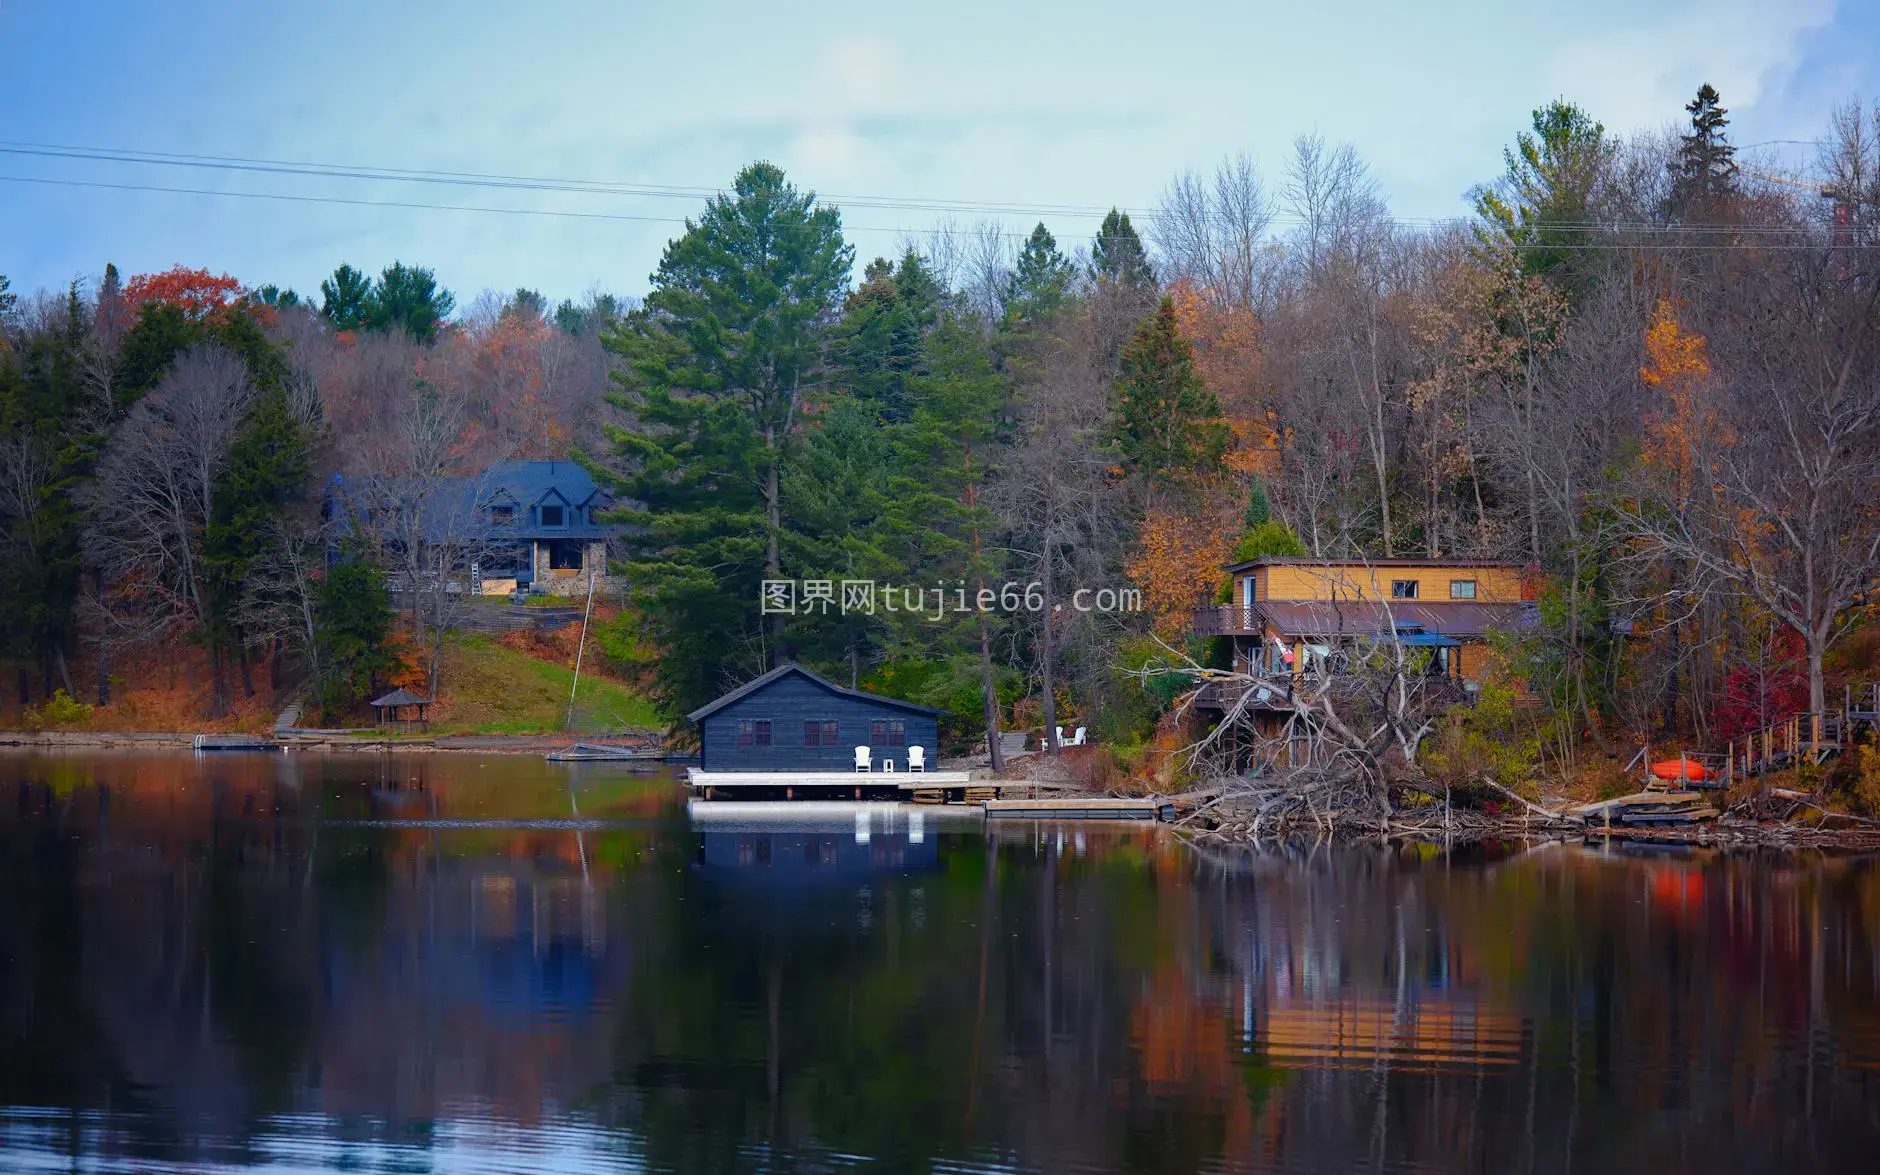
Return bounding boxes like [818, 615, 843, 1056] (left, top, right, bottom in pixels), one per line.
[685, 662, 944, 724]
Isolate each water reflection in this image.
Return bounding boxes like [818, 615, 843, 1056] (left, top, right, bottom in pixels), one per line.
[2, 752, 1878, 1173]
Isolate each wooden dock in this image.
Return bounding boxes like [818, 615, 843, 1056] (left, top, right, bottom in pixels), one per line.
[983, 797, 1173, 821]
[686, 768, 973, 790]
[1576, 791, 1718, 826]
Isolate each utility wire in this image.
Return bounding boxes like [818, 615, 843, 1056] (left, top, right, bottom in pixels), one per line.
[0, 141, 1869, 248]
[0, 138, 1863, 237]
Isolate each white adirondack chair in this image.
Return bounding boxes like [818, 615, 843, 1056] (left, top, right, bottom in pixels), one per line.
[1068, 726, 1087, 746]
[908, 745, 926, 772]
[854, 745, 871, 772]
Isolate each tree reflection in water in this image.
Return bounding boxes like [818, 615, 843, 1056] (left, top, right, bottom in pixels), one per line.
[1, 752, 1877, 1173]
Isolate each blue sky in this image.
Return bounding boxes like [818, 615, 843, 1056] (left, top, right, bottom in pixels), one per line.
[2, 0, 1874, 306]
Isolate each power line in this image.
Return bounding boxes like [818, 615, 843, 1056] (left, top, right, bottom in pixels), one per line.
[0, 140, 1133, 220]
[0, 141, 1866, 249]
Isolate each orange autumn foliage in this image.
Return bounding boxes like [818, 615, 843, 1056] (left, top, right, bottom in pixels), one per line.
[1127, 501, 1238, 637]
[1168, 279, 1277, 476]
[1639, 300, 1725, 500]
[123, 266, 244, 322]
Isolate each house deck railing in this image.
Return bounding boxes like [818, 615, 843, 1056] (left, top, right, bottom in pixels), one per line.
[1192, 605, 1263, 636]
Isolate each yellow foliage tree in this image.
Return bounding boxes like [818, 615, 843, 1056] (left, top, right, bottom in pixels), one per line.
[1127, 501, 1237, 637]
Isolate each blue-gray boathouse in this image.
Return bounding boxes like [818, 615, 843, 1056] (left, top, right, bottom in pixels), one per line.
[687, 663, 942, 773]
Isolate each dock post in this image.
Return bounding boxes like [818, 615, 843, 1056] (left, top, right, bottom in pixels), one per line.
[1811, 712, 1822, 763]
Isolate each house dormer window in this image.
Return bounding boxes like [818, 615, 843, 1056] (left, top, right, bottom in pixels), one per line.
[490, 505, 515, 524]
[540, 504, 565, 527]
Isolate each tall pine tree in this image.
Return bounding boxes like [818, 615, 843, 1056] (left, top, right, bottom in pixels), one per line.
[1667, 83, 1739, 219]
[1113, 296, 1226, 491]
[597, 162, 852, 717]
[1006, 223, 1074, 325]
[1091, 208, 1156, 290]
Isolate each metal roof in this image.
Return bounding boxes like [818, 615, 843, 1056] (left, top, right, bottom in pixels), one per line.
[1223, 555, 1524, 573]
[685, 662, 944, 723]
[1254, 600, 1532, 639]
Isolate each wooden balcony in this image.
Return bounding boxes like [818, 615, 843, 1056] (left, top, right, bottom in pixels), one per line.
[1192, 605, 1263, 636]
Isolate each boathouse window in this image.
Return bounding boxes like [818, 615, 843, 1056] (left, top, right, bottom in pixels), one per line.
[803, 719, 839, 747]
[738, 719, 772, 746]
[540, 504, 565, 527]
[870, 718, 907, 747]
[1390, 579, 1420, 599]
[490, 504, 515, 524]
[1449, 578, 1477, 599]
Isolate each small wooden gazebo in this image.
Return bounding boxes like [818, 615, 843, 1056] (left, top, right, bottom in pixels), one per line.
[369, 688, 432, 732]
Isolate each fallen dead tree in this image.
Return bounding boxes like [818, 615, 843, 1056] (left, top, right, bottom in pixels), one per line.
[1128, 628, 1566, 838]
[1171, 767, 1584, 842]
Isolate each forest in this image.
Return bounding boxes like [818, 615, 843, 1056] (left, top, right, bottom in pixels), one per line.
[3, 85, 1880, 795]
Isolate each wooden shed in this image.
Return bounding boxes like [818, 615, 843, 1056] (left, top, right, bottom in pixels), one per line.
[686, 663, 942, 773]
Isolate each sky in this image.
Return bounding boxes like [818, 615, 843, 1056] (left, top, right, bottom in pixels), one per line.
[2, 0, 1876, 308]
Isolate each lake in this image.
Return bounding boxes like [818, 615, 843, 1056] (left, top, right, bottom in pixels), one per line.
[1, 751, 1877, 1173]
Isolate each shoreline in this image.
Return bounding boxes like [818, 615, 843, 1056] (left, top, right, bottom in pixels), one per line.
[0, 730, 661, 755]
[1179, 809, 1880, 852]
[8, 737, 1878, 851]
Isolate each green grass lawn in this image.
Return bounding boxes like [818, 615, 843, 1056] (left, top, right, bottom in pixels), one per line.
[433, 635, 662, 735]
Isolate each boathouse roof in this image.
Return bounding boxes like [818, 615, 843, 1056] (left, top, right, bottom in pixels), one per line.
[685, 662, 942, 724]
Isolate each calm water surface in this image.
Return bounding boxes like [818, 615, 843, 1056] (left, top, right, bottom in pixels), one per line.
[2, 751, 1877, 1173]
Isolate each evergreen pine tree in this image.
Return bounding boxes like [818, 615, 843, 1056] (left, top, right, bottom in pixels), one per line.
[365, 262, 455, 342]
[1113, 296, 1226, 487]
[597, 162, 852, 717]
[826, 251, 940, 423]
[1472, 100, 1611, 290]
[319, 264, 373, 331]
[1006, 223, 1073, 324]
[314, 548, 396, 714]
[1243, 475, 1271, 528]
[1667, 83, 1739, 219]
[1091, 208, 1155, 290]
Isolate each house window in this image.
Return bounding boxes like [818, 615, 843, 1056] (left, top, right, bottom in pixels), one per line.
[540, 504, 565, 527]
[754, 719, 771, 746]
[1390, 580, 1420, 600]
[870, 718, 906, 747]
[737, 719, 772, 746]
[738, 720, 753, 745]
[803, 719, 839, 747]
[490, 505, 515, 524]
[1449, 579, 1478, 600]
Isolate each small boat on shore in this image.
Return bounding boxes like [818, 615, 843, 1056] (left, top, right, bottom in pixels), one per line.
[546, 742, 665, 763]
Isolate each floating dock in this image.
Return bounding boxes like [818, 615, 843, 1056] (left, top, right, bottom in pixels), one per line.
[192, 734, 279, 752]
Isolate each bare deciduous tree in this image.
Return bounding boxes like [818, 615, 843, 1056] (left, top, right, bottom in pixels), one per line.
[83, 345, 257, 716]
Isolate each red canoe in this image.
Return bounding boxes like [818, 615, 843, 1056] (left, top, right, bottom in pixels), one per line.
[1649, 758, 1713, 782]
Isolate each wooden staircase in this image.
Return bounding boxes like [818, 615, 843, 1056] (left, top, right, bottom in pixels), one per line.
[1651, 683, 1880, 789]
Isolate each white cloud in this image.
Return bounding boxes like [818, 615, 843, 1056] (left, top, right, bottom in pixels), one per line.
[1548, 0, 1837, 132]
